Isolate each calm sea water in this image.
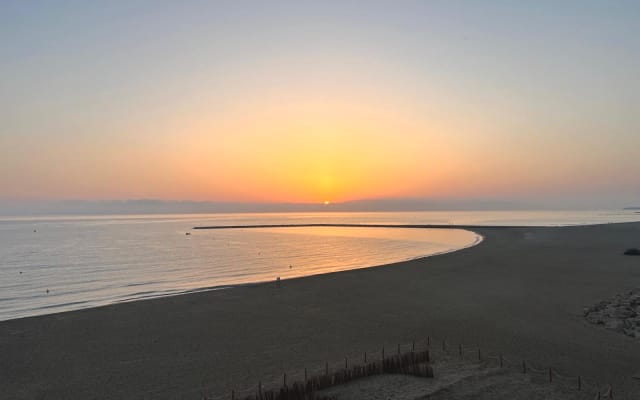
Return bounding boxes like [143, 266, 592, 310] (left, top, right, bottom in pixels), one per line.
[1, 210, 638, 321]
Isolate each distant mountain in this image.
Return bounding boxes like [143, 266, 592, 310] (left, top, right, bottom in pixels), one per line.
[0, 198, 531, 216]
[0, 197, 632, 216]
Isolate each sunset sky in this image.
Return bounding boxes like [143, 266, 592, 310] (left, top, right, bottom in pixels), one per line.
[1, 1, 639, 207]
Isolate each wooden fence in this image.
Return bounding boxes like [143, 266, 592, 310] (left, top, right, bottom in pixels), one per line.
[200, 337, 616, 400]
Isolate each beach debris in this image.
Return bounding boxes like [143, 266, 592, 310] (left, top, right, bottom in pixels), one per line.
[185, 232, 191, 236]
[46, 289, 49, 294]
[584, 288, 640, 338]
[623, 248, 640, 255]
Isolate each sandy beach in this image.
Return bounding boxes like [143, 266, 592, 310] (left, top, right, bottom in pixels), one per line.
[1, 222, 640, 399]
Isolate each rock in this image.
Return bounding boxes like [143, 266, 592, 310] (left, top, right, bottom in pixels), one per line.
[627, 317, 640, 326]
[606, 319, 625, 332]
[612, 307, 636, 319]
[585, 288, 640, 339]
[587, 312, 606, 325]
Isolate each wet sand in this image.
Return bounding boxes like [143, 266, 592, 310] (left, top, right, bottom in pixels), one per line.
[1, 222, 640, 399]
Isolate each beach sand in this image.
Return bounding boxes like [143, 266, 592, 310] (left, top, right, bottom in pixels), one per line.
[1, 222, 640, 399]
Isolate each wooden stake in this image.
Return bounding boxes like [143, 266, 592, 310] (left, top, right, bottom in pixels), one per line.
[522, 361, 527, 374]
[499, 354, 503, 368]
[578, 376, 581, 391]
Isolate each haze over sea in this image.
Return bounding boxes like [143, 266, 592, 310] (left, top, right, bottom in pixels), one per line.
[1, 210, 639, 321]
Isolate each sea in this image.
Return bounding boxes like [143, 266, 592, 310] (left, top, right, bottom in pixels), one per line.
[1, 210, 639, 321]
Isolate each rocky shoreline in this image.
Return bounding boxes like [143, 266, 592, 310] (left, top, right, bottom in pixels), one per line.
[584, 288, 640, 338]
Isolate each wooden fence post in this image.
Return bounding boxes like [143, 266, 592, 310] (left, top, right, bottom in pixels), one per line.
[325, 362, 328, 376]
[397, 343, 400, 355]
[577, 376, 581, 390]
[442, 339, 446, 352]
[549, 368, 552, 383]
[283, 373, 286, 387]
[499, 354, 503, 368]
[382, 346, 385, 360]
[364, 352, 367, 363]
[459, 344, 462, 357]
[522, 361, 527, 374]
[427, 336, 430, 347]
[231, 390, 235, 400]
[478, 349, 481, 361]
[412, 341, 415, 352]
[345, 357, 348, 369]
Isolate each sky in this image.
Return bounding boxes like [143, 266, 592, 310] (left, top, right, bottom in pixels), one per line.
[1, 1, 639, 209]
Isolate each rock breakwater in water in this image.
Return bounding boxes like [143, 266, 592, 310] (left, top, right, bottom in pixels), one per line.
[584, 289, 640, 338]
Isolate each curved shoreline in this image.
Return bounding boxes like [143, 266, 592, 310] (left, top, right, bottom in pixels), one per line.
[0, 226, 482, 322]
[130, 229, 485, 308]
[2, 222, 640, 399]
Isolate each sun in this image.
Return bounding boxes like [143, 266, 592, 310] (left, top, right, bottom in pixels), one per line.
[323, 200, 330, 205]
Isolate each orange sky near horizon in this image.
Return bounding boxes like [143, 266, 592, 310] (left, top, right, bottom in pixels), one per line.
[127, 90, 460, 203]
[3, 78, 637, 205]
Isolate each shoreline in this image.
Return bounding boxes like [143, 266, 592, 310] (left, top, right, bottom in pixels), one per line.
[2, 222, 640, 398]
[1, 226, 483, 323]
